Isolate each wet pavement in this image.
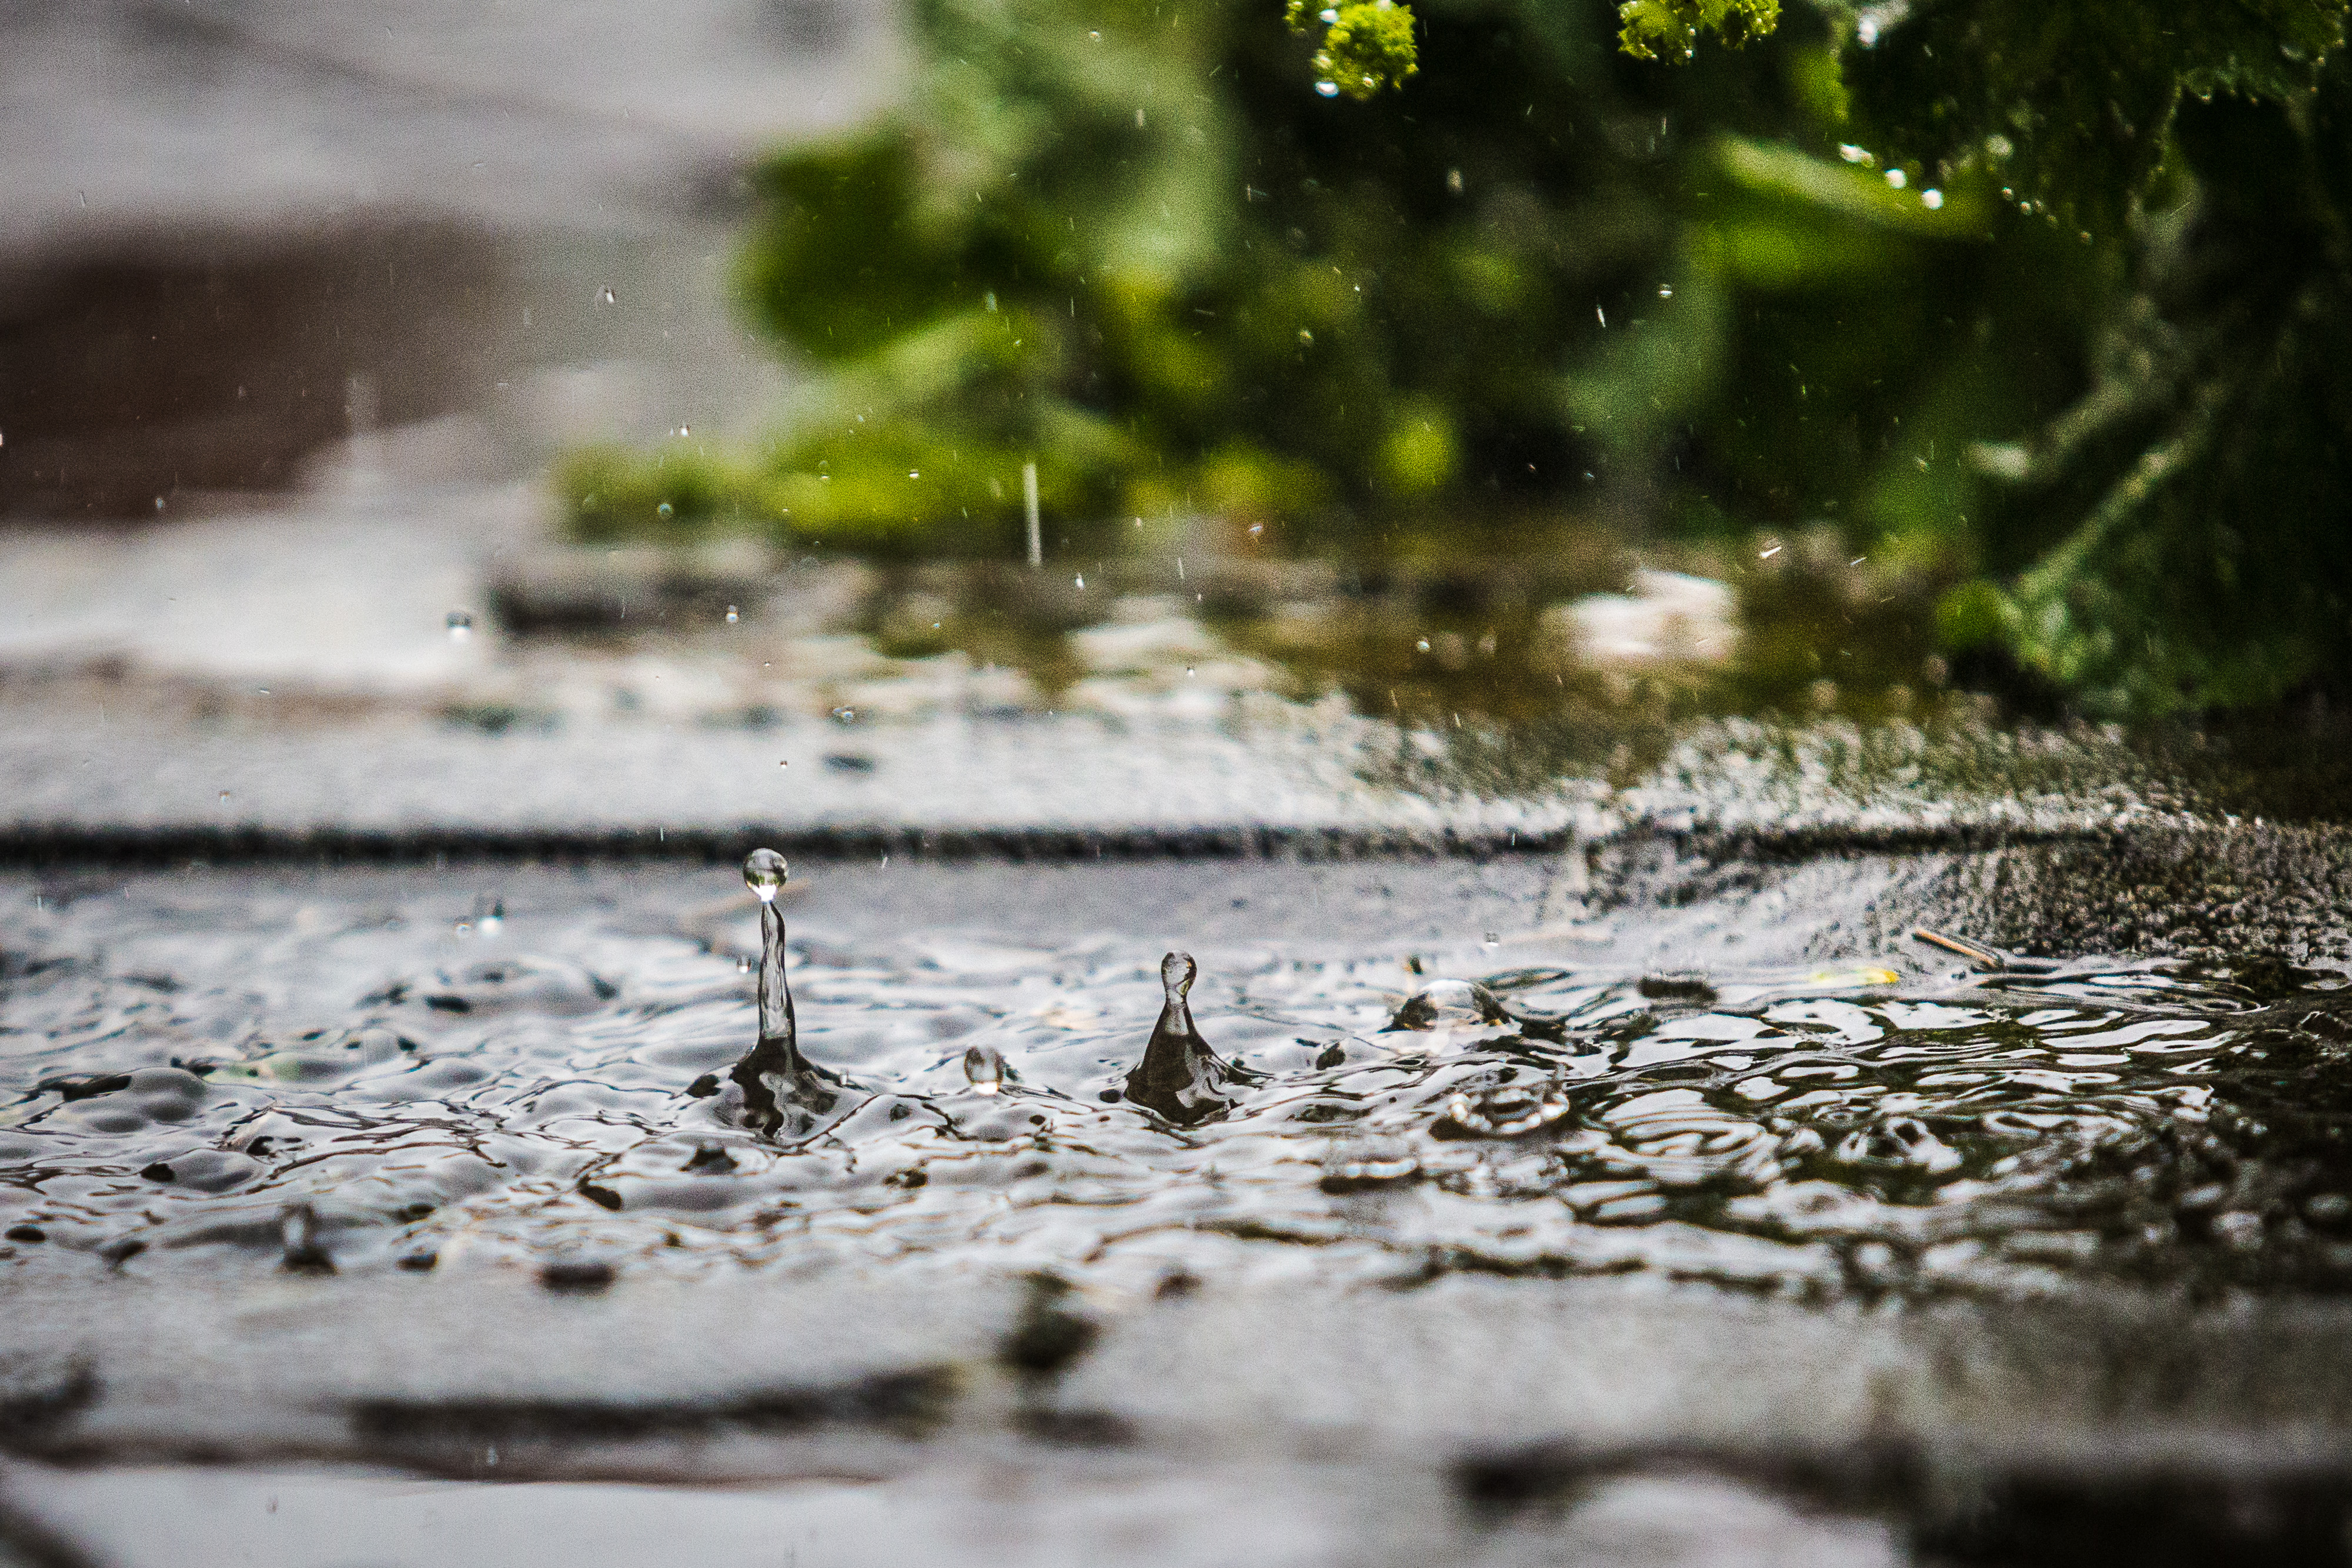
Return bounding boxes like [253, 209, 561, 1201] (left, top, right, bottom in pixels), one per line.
[2, 850, 2351, 1563]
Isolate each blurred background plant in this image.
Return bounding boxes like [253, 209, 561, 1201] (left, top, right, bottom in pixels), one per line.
[559, 0, 2351, 717]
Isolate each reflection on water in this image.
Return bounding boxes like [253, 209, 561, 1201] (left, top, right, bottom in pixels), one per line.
[3, 868, 2348, 1304]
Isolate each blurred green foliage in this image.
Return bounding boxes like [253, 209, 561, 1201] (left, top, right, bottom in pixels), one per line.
[559, 0, 2352, 712]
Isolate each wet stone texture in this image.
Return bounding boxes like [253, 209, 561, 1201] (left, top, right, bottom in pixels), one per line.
[2, 839, 2351, 1563]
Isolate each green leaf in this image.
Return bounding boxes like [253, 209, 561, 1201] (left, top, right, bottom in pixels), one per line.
[1617, 0, 1779, 62]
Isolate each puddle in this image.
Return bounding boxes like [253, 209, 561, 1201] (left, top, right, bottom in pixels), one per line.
[3, 862, 2348, 1304]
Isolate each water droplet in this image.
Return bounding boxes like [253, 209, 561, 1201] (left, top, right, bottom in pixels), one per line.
[218, 790, 232, 804]
[1920, 189, 1944, 210]
[1387, 978, 1507, 1031]
[1315, 81, 1339, 96]
[280, 1202, 333, 1273]
[1087, 28, 1101, 39]
[725, 605, 740, 624]
[1759, 544, 1782, 559]
[1185, 665, 1195, 677]
[908, 470, 920, 479]
[1883, 168, 1907, 189]
[830, 706, 856, 724]
[1482, 932, 1499, 949]
[657, 502, 674, 520]
[1297, 328, 1314, 346]
[446, 611, 474, 641]
[964, 1044, 1006, 1095]
[676, 424, 691, 438]
[743, 848, 789, 904]
[153, 496, 165, 511]
[779, 759, 790, 767]
[1074, 574, 1085, 589]
[599, 286, 617, 305]
[1656, 284, 1673, 299]
[1445, 168, 1463, 194]
[1415, 638, 1431, 653]
[1437, 1081, 1569, 1138]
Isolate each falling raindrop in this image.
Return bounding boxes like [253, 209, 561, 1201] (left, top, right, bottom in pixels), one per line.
[1921, 189, 1944, 210]
[1074, 574, 1085, 589]
[1657, 285, 1674, 299]
[963, 1044, 1006, 1095]
[1884, 168, 1907, 189]
[446, 611, 474, 641]
[657, 502, 674, 520]
[599, 286, 617, 305]
[725, 605, 740, 624]
[830, 706, 857, 724]
[677, 425, 692, 438]
[1415, 638, 1431, 653]
[1297, 328, 1314, 346]
[1315, 81, 1339, 96]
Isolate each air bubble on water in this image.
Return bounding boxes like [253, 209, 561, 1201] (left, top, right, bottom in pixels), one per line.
[743, 848, 788, 904]
[963, 1044, 1006, 1095]
[446, 611, 474, 641]
[725, 605, 739, 624]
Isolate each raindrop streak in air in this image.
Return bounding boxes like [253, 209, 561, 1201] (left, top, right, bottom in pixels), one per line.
[1121, 952, 1256, 1125]
[446, 611, 473, 641]
[726, 850, 851, 1138]
[599, 286, 617, 305]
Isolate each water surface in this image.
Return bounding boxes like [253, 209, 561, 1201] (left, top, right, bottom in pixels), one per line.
[5, 862, 2347, 1304]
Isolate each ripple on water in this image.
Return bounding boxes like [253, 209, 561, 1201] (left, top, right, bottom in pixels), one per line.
[3, 872, 2351, 1303]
